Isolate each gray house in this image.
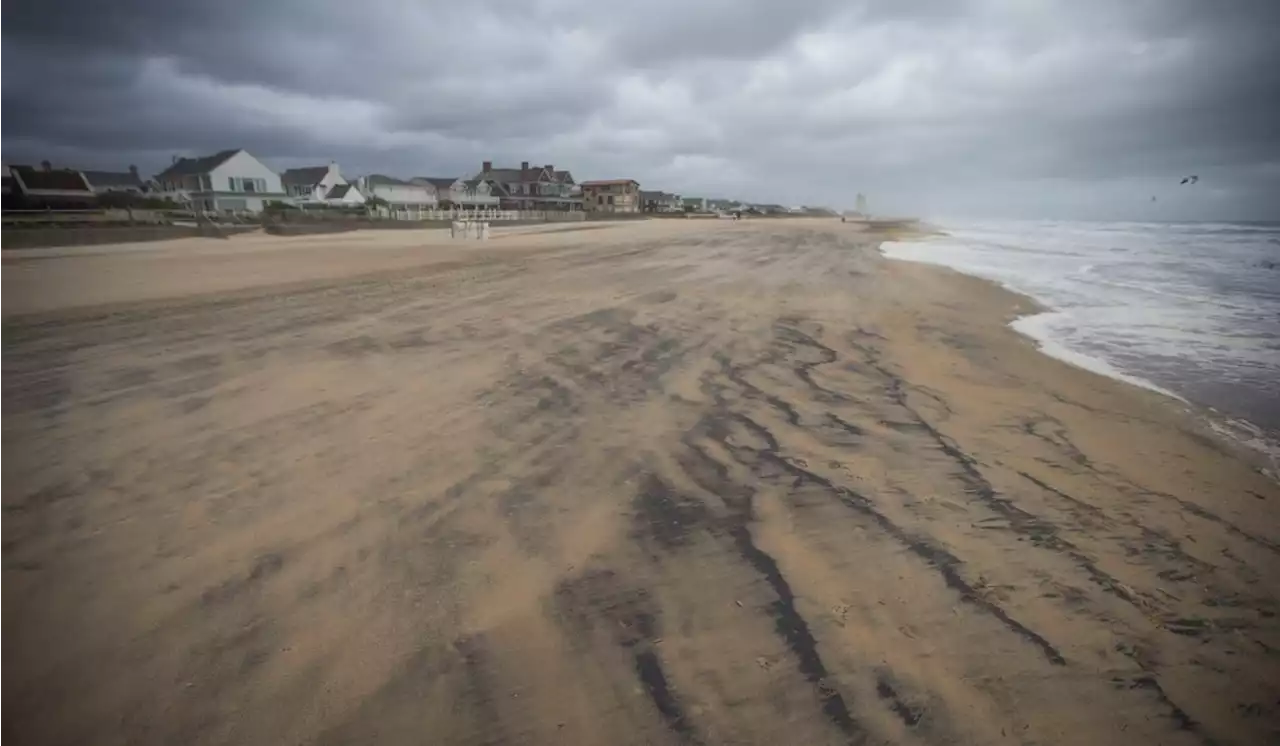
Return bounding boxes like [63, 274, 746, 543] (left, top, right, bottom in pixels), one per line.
[640, 190, 681, 213]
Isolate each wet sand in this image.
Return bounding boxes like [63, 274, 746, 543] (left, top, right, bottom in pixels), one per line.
[4, 219, 1278, 745]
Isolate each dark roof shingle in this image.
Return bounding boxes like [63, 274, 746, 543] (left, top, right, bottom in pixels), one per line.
[365, 173, 415, 186]
[82, 170, 144, 189]
[155, 149, 241, 181]
[478, 165, 575, 184]
[281, 165, 330, 186]
[11, 166, 92, 193]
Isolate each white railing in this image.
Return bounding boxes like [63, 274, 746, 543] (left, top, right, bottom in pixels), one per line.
[370, 207, 584, 222]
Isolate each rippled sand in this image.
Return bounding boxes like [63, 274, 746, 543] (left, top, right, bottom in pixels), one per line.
[4, 219, 1277, 745]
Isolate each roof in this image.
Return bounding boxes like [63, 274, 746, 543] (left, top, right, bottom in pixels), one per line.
[478, 165, 573, 184]
[155, 149, 241, 180]
[412, 177, 459, 190]
[580, 179, 639, 187]
[281, 165, 330, 186]
[365, 173, 415, 186]
[326, 184, 355, 199]
[10, 165, 93, 193]
[480, 168, 527, 183]
[81, 169, 144, 188]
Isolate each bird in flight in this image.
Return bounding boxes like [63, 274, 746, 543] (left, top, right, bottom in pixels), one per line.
[1180, 175, 1199, 185]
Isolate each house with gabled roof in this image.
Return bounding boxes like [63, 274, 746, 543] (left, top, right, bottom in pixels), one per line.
[411, 176, 499, 209]
[281, 162, 348, 204]
[356, 174, 437, 215]
[472, 160, 581, 211]
[321, 183, 366, 207]
[82, 166, 147, 194]
[8, 162, 96, 206]
[154, 149, 286, 213]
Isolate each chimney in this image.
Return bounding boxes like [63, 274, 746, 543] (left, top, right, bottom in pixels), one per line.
[128, 164, 139, 177]
[521, 161, 529, 171]
[482, 160, 492, 173]
[544, 164, 553, 173]
[41, 160, 52, 172]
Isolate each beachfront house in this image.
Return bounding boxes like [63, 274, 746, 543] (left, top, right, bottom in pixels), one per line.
[581, 179, 642, 213]
[154, 149, 286, 213]
[81, 166, 147, 195]
[472, 161, 581, 211]
[411, 177, 499, 210]
[681, 196, 708, 212]
[321, 183, 366, 207]
[281, 162, 348, 204]
[356, 174, 437, 217]
[8, 162, 97, 207]
[640, 190, 681, 213]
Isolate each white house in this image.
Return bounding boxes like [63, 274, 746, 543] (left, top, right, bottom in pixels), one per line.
[356, 174, 437, 216]
[412, 177, 499, 210]
[322, 183, 366, 207]
[281, 162, 347, 204]
[154, 149, 286, 212]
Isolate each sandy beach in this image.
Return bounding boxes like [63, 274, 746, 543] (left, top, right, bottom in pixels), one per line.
[4, 219, 1278, 745]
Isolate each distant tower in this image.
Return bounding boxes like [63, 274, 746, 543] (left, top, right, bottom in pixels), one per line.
[855, 193, 868, 216]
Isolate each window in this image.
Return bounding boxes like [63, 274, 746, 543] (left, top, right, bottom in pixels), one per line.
[228, 177, 267, 193]
[597, 195, 604, 205]
[608, 195, 615, 205]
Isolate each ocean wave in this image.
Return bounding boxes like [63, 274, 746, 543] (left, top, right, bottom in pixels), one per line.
[881, 219, 1280, 440]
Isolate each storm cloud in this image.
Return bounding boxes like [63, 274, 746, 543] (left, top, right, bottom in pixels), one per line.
[4, 0, 1279, 219]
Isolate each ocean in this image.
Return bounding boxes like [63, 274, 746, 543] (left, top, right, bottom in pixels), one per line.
[881, 220, 1280, 453]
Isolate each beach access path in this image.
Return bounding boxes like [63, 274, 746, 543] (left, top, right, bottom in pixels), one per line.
[4, 219, 1278, 745]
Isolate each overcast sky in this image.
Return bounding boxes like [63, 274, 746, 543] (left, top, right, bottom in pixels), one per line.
[4, 0, 1279, 220]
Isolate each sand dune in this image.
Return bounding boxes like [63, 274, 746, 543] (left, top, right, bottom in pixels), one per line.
[4, 219, 1277, 745]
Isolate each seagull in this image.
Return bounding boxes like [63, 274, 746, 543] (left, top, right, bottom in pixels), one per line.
[1180, 175, 1200, 185]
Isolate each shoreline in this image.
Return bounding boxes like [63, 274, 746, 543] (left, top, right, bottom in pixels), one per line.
[879, 235, 1280, 468]
[4, 218, 1278, 744]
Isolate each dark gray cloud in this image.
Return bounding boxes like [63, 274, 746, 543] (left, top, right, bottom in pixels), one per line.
[4, 0, 1279, 219]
